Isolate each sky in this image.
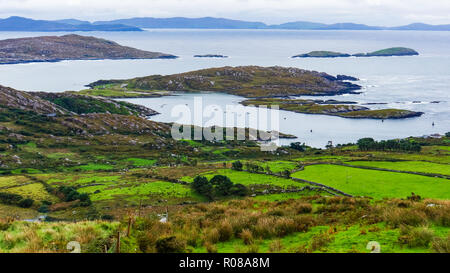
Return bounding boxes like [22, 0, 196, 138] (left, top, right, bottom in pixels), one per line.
[0, 0, 450, 26]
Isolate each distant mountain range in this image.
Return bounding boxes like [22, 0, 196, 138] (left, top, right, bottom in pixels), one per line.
[0, 16, 142, 31]
[1, 16, 450, 31]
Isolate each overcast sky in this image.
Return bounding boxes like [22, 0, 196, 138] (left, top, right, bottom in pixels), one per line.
[1, 0, 449, 26]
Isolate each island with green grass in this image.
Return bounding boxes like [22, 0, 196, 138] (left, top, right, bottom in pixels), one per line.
[291, 48, 419, 58]
[292, 51, 351, 58]
[83, 66, 362, 98]
[353, 47, 419, 57]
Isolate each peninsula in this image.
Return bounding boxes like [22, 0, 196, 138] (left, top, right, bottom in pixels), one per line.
[241, 98, 423, 119]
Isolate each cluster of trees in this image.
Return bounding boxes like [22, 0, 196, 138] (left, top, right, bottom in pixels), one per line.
[0, 192, 34, 208]
[191, 175, 249, 200]
[57, 186, 91, 206]
[232, 160, 269, 174]
[357, 138, 421, 152]
[290, 142, 308, 152]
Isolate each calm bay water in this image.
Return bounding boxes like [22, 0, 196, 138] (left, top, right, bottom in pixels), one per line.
[0, 29, 448, 147]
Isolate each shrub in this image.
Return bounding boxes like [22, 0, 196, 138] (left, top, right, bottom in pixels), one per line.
[432, 236, 450, 253]
[0, 219, 12, 231]
[274, 218, 297, 236]
[398, 226, 434, 248]
[384, 208, 428, 227]
[240, 229, 254, 245]
[217, 220, 233, 242]
[204, 228, 220, 244]
[204, 242, 218, 253]
[155, 236, 186, 253]
[38, 204, 49, 213]
[0, 192, 23, 205]
[310, 232, 334, 251]
[18, 198, 34, 208]
[231, 160, 243, 171]
[269, 239, 283, 252]
[296, 203, 313, 214]
[246, 244, 259, 253]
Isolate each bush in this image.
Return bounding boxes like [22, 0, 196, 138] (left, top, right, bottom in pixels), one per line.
[240, 229, 254, 245]
[432, 236, 450, 253]
[18, 198, 34, 208]
[38, 204, 49, 213]
[0, 192, 23, 205]
[217, 220, 233, 242]
[296, 203, 313, 214]
[155, 236, 186, 253]
[310, 232, 334, 251]
[205, 228, 220, 244]
[398, 226, 434, 248]
[204, 242, 218, 253]
[231, 160, 243, 171]
[384, 208, 428, 227]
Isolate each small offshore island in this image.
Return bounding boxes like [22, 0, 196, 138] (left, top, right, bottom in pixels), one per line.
[81, 66, 423, 119]
[292, 47, 419, 58]
[0, 34, 177, 64]
[194, 54, 228, 58]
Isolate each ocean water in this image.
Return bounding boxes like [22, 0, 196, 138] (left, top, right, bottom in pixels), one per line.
[0, 29, 448, 147]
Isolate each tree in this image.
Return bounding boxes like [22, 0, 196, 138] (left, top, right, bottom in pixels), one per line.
[192, 176, 213, 198]
[290, 142, 307, 152]
[231, 160, 243, 171]
[18, 198, 34, 208]
[210, 175, 233, 196]
[230, 183, 249, 196]
[357, 138, 376, 151]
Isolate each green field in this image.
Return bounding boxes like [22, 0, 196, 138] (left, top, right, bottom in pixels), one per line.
[78, 181, 203, 203]
[292, 164, 450, 199]
[184, 169, 307, 189]
[345, 161, 450, 176]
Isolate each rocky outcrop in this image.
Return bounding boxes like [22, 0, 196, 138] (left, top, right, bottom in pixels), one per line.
[0, 34, 177, 64]
[33, 92, 158, 117]
[0, 85, 67, 115]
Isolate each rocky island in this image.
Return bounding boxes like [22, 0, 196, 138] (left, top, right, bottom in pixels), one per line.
[86, 66, 362, 98]
[194, 54, 228, 58]
[240, 98, 423, 119]
[292, 51, 351, 58]
[0, 34, 177, 64]
[353, 47, 419, 57]
[292, 47, 419, 58]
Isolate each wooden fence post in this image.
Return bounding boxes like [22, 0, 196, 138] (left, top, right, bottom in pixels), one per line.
[116, 232, 121, 253]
